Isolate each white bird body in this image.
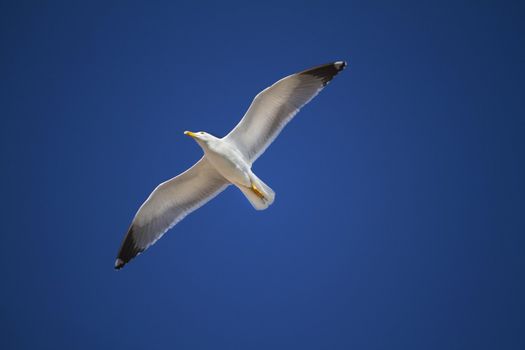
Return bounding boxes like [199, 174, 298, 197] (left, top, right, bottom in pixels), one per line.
[115, 61, 347, 269]
[185, 131, 274, 209]
[198, 134, 251, 187]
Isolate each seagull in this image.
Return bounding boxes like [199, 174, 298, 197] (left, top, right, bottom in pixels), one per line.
[115, 61, 347, 269]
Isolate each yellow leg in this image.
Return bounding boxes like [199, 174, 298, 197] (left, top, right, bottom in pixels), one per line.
[251, 183, 265, 199]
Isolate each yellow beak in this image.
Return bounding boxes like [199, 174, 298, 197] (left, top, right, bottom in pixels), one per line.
[184, 131, 197, 138]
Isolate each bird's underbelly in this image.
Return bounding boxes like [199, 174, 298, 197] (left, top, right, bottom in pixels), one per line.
[205, 150, 251, 186]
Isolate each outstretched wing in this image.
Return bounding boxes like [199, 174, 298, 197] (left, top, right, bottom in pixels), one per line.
[115, 157, 228, 269]
[224, 61, 347, 162]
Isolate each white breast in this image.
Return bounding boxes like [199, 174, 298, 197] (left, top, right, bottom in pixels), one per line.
[204, 139, 251, 187]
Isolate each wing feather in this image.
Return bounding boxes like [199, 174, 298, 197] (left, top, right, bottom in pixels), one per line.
[115, 157, 228, 269]
[224, 61, 347, 162]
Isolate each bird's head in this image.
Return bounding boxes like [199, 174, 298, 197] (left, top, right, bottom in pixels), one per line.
[184, 131, 217, 148]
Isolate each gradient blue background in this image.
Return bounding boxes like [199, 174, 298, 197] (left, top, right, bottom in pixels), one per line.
[1, 1, 524, 349]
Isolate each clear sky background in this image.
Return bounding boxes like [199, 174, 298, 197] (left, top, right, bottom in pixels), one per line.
[1, 1, 524, 349]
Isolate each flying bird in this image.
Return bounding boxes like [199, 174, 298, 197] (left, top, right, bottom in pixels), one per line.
[115, 61, 347, 269]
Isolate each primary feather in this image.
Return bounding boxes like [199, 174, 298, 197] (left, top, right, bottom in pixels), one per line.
[225, 61, 347, 162]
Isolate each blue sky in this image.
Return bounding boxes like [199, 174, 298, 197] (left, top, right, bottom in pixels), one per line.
[1, 1, 524, 349]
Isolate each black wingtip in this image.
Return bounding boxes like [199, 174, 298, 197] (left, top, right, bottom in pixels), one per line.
[300, 60, 348, 86]
[114, 258, 125, 270]
[114, 226, 143, 270]
[334, 61, 347, 71]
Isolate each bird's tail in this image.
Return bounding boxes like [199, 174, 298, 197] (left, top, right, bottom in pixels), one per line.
[237, 174, 275, 210]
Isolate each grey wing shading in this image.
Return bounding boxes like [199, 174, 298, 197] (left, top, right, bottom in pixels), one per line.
[115, 157, 229, 269]
[224, 61, 347, 163]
